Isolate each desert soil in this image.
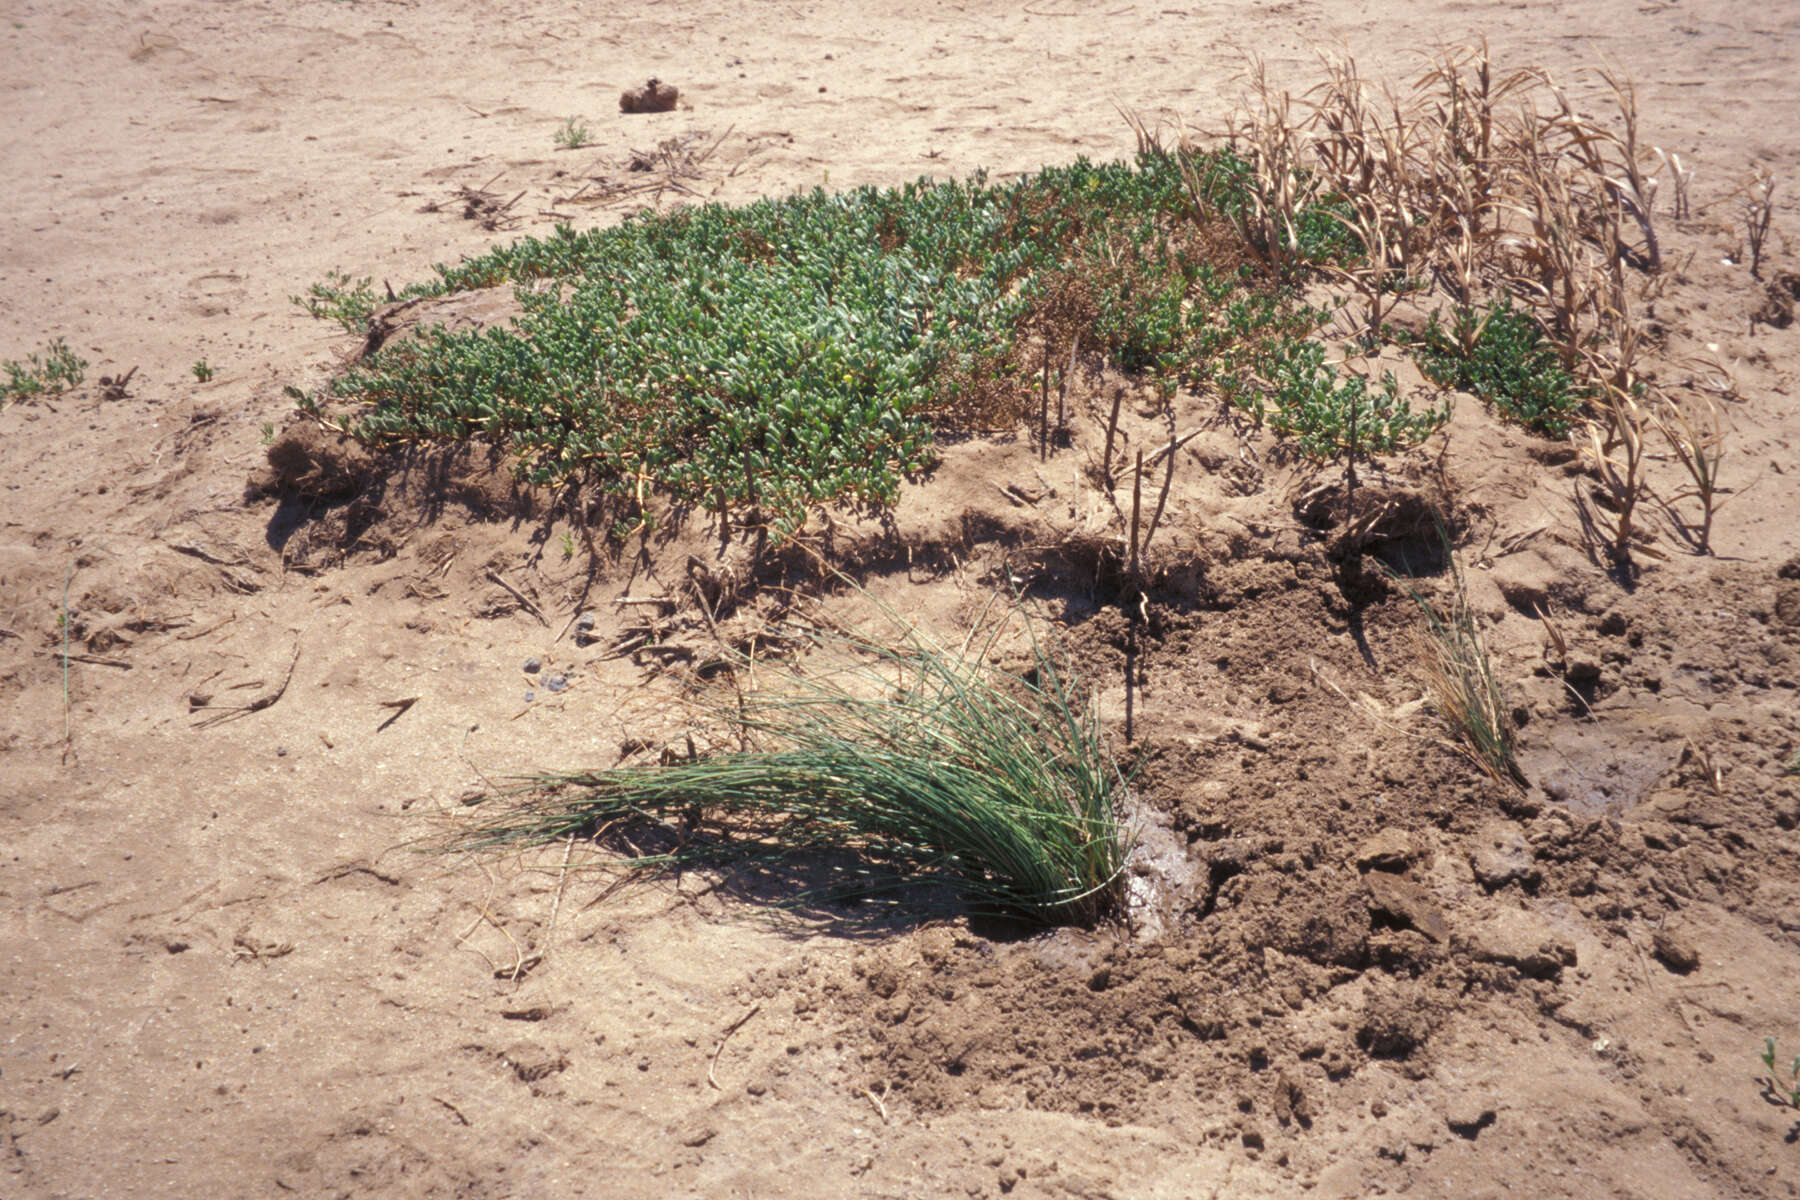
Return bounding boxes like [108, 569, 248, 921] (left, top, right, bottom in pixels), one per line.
[4, 1, 1800, 1197]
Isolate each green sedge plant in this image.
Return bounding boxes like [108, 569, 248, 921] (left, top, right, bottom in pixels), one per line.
[449, 598, 1133, 927]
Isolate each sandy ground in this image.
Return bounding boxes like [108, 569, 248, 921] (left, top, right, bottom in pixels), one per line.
[4, 1, 1800, 1197]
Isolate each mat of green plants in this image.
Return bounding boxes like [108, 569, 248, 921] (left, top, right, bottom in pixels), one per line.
[301, 151, 1457, 537]
[6, 4, 1800, 1199]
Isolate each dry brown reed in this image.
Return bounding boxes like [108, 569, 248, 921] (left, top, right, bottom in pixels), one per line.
[1186, 43, 1707, 571]
[1653, 394, 1731, 555]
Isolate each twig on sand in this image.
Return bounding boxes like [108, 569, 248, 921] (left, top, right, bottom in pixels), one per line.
[193, 629, 305, 727]
[707, 1003, 762, 1090]
[540, 833, 577, 958]
[487, 569, 549, 626]
[861, 1082, 891, 1124]
[432, 1096, 472, 1126]
[375, 696, 420, 732]
[42, 650, 131, 669]
[60, 565, 75, 764]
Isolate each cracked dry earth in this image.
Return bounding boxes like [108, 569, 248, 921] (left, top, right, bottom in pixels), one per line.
[4, 1, 1800, 1197]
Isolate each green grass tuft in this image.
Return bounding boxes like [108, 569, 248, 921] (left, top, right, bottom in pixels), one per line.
[450, 601, 1132, 927]
[1392, 543, 1526, 787]
[293, 270, 379, 336]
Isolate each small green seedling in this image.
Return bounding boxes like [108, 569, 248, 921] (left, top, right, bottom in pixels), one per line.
[1761, 1038, 1800, 1110]
[554, 116, 593, 150]
[292, 270, 379, 335]
[260, 421, 276, 446]
[559, 530, 576, 559]
[3, 338, 87, 403]
[192, 360, 215, 382]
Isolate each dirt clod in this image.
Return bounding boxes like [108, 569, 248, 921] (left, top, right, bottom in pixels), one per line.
[620, 78, 679, 113]
[1444, 1099, 1497, 1138]
[1353, 829, 1414, 873]
[250, 423, 375, 502]
[1652, 928, 1701, 974]
[1467, 824, 1539, 891]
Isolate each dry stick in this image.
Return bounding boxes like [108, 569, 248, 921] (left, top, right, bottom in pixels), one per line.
[374, 696, 419, 732]
[487, 569, 548, 626]
[41, 650, 130, 669]
[707, 1003, 762, 1090]
[1745, 172, 1776, 281]
[432, 1096, 472, 1127]
[1140, 432, 1178, 565]
[1038, 340, 1051, 461]
[539, 832, 577, 963]
[472, 901, 530, 980]
[1100, 387, 1124, 489]
[60, 564, 74, 764]
[861, 1083, 891, 1124]
[1125, 451, 1144, 746]
[193, 630, 305, 727]
[1127, 449, 1145, 586]
[688, 559, 751, 752]
[1056, 333, 1079, 439]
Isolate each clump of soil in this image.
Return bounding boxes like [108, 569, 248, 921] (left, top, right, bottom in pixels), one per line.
[620, 78, 679, 113]
[249, 423, 375, 502]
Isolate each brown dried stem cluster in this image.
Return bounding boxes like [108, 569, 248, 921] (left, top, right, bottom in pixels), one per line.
[1170, 43, 1743, 566]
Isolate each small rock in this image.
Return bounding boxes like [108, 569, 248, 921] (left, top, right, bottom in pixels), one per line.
[1468, 823, 1539, 891]
[1464, 909, 1576, 980]
[1444, 1098, 1496, 1138]
[544, 674, 568, 694]
[275, 746, 287, 757]
[677, 1120, 717, 1148]
[1651, 928, 1700, 974]
[1365, 873, 1450, 943]
[523, 657, 542, 674]
[1565, 657, 1602, 686]
[1354, 828, 1414, 873]
[573, 612, 597, 645]
[523, 691, 535, 704]
[187, 691, 213, 708]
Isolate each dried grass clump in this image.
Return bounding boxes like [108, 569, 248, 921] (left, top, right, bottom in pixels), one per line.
[1156, 43, 1734, 571]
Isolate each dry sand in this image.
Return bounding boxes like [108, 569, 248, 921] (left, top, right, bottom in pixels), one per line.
[3, 2, 1799, 1197]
